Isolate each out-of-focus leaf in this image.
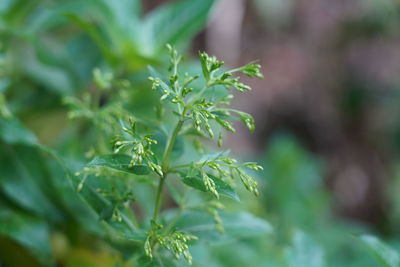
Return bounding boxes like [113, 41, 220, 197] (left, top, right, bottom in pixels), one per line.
[0, 209, 53, 266]
[182, 172, 239, 201]
[0, 79, 10, 93]
[63, 247, 130, 267]
[262, 134, 329, 228]
[0, 144, 108, 235]
[12, 45, 75, 95]
[174, 211, 272, 243]
[0, 145, 63, 221]
[0, 117, 37, 145]
[106, 218, 146, 242]
[88, 154, 151, 175]
[37, 145, 104, 234]
[284, 230, 326, 267]
[142, 0, 215, 54]
[358, 234, 400, 267]
[73, 176, 144, 243]
[100, 0, 142, 29]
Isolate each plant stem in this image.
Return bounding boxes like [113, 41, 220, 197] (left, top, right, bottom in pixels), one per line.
[162, 119, 185, 171]
[152, 118, 185, 222]
[152, 173, 166, 222]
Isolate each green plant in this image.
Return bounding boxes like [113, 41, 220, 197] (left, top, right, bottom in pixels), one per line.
[4, 1, 400, 266]
[68, 45, 266, 265]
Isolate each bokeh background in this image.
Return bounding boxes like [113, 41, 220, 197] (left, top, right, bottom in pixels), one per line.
[200, 0, 400, 226]
[2, 0, 400, 266]
[205, 0, 400, 229]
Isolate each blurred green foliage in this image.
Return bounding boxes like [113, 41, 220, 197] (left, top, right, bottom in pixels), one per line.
[1, 0, 400, 266]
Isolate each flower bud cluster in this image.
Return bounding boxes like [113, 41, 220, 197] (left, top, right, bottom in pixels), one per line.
[112, 120, 163, 176]
[145, 222, 197, 265]
[193, 152, 263, 197]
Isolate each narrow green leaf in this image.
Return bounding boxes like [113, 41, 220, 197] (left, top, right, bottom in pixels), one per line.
[199, 150, 230, 162]
[88, 154, 151, 175]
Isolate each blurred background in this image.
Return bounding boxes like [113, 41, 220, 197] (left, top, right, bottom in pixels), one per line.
[1, 0, 400, 266]
[203, 0, 400, 229]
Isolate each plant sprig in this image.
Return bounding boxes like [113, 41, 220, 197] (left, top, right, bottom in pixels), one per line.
[77, 45, 264, 265]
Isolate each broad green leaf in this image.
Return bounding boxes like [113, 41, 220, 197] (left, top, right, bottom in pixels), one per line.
[142, 0, 216, 54]
[88, 154, 151, 175]
[173, 211, 272, 243]
[0, 117, 37, 145]
[284, 230, 326, 267]
[182, 172, 239, 201]
[359, 234, 400, 267]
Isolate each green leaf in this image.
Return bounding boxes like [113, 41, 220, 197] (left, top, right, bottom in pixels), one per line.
[0, 118, 37, 145]
[106, 218, 146, 242]
[359, 234, 400, 267]
[148, 65, 174, 99]
[284, 230, 326, 267]
[142, 0, 215, 53]
[0, 209, 53, 266]
[0, 145, 63, 221]
[199, 150, 230, 162]
[70, 173, 144, 246]
[182, 172, 239, 201]
[173, 211, 272, 243]
[88, 154, 151, 175]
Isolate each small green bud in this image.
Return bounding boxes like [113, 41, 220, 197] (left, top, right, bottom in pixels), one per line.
[144, 236, 153, 259]
[208, 162, 219, 170]
[240, 63, 264, 79]
[239, 171, 259, 196]
[243, 162, 263, 171]
[93, 68, 113, 89]
[205, 123, 214, 138]
[215, 117, 236, 133]
[149, 162, 163, 176]
[182, 87, 193, 97]
[234, 81, 251, 92]
[218, 132, 223, 147]
[183, 250, 193, 265]
[169, 74, 178, 85]
[148, 77, 161, 90]
[238, 112, 255, 132]
[76, 175, 88, 192]
[160, 92, 170, 101]
[220, 157, 237, 164]
[202, 172, 219, 199]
